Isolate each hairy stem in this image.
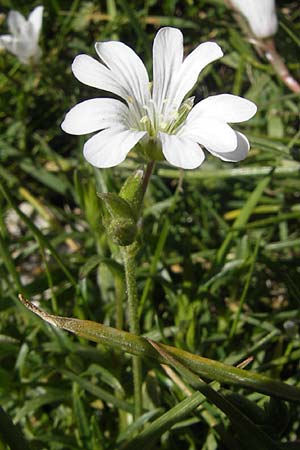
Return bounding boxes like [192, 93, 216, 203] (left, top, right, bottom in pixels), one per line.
[122, 161, 155, 418]
[121, 243, 142, 418]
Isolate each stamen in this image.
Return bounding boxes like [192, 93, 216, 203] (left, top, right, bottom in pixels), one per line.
[160, 97, 194, 134]
[140, 116, 148, 124]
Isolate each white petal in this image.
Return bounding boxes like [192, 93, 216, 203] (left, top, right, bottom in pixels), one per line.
[0, 35, 15, 52]
[0, 35, 32, 63]
[28, 6, 44, 38]
[72, 54, 128, 100]
[8, 11, 28, 36]
[182, 117, 237, 153]
[95, 41, 150, 107]
[14, 42, 31, 63]
[152, 27, 183, 113]
[209, 131, 250, 162]
[83, 127, 146, 168]
[190, 94, 257, 123]
[159, 132, 205, 169]
[173, 42, 223, 109]
[61, 98, 129, 135]
[231, 0, 278, 38]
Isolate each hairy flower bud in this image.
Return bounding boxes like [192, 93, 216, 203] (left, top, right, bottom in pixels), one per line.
[98, 193, 137, 246]
[119, 169, 144, 217]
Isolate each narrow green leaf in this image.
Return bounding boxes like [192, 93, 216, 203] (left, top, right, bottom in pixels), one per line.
[18, 295, 300, 403]
[117, 409, 163, 444]
[72, 383, 90, 447]
[216, 176, 271, 263]
[79, 255, 123, 280]
[20, 159, 70, 195]
[145, 340, 281, 450]
[121, 392, 205, 450]
[158, 165, 300, 180]
[14, 389, 70, 423]
[62, 370, 134, 413]
[0, 234, 23, 292]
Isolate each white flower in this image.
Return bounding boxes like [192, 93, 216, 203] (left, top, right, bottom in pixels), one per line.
[230, 0, 278, 39]
[0, 6, 43, 65]
[61, 27, 256, 170]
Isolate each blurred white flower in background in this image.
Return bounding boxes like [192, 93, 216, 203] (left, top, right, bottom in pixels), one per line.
[230, 0, 278, 39]
[0, 6, 43, 64]
[229, 0, 300, 93]
[62, 27, 256, 170]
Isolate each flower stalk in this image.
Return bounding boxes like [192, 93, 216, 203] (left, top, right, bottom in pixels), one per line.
[121, 243, 142, 419]
[119, 162, 154, 419]
[99, 164, 155, 418]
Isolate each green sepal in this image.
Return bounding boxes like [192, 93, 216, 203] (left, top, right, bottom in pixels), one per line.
[99, 193, 134, 220]
[119, 169, 144, 217]
[98, 193, 137, 246]
[138, 139, 164, 163]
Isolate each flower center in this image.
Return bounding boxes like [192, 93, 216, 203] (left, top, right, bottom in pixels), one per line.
[135, 97, 194, 137]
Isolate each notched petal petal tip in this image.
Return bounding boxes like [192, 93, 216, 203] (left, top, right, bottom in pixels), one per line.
[205, 41, 224, 59]
[71, 54, 128, 100]
[152, 26, 184, 112]
[170, 41, 223, 110]
[95, 40, 150, 106]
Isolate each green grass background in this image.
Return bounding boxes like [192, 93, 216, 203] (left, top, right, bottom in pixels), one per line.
[0, 0, 300, 449]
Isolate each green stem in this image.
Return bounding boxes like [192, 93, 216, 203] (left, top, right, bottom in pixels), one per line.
[119, 161, 155, 418]
[122, 245, 140, 336]
[141, 161, 155, 200]
[121, 243, 142, 419]
[115, 276, 124, 330]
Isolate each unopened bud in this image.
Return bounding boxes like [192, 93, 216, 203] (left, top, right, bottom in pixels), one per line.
[119, 169, 144, 217]
[230, 0, 278, 39]
[98, 193, 137, 246]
